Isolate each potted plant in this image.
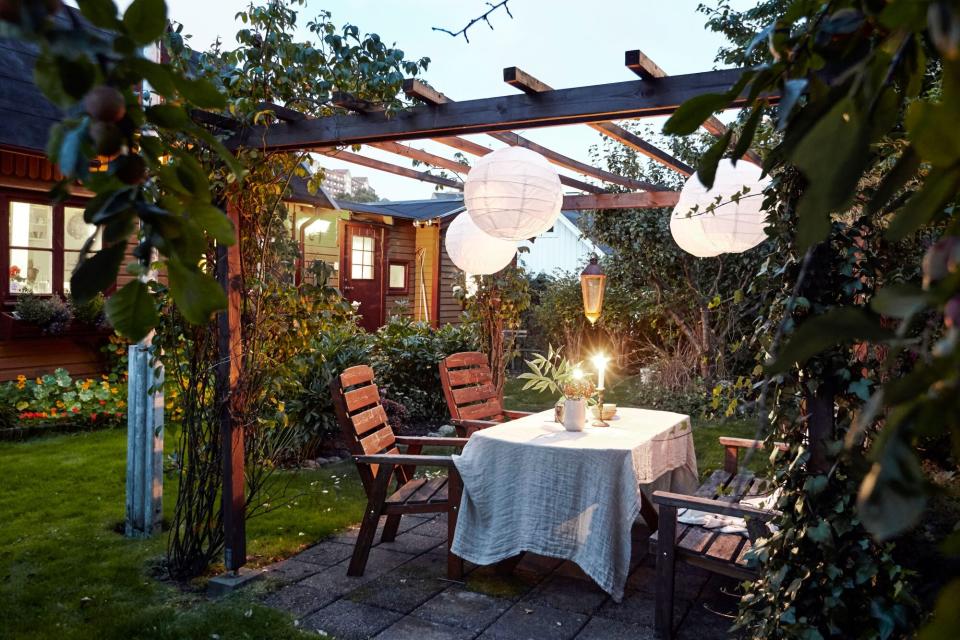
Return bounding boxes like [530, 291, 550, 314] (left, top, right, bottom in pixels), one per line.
[516, 346, 583, 424]
[561, 375, 596, 432]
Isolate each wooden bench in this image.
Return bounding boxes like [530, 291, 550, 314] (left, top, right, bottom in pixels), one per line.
[439, 351, 533, 437]
[330, 364, 470, 579]
[649, 437, 786, 639]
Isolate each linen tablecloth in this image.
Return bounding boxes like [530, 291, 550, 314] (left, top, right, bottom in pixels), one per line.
[451, 407, 698, 601]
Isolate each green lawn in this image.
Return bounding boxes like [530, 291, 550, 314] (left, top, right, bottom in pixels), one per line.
[2, 379, 761, 639]
[0, 428, 366, 640]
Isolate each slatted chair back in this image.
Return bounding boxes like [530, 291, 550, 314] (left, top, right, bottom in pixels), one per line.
[439, 351, 505, 424]
[329, 365, 404, 491]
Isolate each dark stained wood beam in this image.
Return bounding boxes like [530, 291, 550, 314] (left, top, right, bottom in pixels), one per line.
[368, 141, 470, 175]
[321, 149, 463, 190]
[624, 50, 762, 166]
[403, 77, 667, 192]
[239, 68, 757, 152]
[562, 191, 679, 210]
[331, 91, 385, 113]
[503, 66, 693, 176]
[254, 101, 305, 122]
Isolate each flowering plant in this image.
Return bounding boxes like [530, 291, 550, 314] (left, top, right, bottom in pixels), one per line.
[562, 379, 596, 401]
[1, 368, 126, 427]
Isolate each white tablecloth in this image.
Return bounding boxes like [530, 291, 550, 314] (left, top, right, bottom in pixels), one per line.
[451, 407, 698, 601]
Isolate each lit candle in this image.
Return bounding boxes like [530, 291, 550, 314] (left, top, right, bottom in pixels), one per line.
[591, 354, 609, 391]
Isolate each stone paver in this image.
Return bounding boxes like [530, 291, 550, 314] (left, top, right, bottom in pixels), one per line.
[374, 615, 476, 640]
[479, 602, 588, 640]
[302, 599, 402, 640]
[412, 587, 512, 633]
[261, 514, 739, 639]
[574, 615, 656, 639]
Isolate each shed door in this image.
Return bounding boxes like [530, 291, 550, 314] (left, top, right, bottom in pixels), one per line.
[341, 223, 385, 331]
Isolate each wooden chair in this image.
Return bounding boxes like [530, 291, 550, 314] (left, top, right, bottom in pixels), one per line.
[329, 364, 469, 579]
[439, 351, 534, 437]
[649, 437, 787, 639]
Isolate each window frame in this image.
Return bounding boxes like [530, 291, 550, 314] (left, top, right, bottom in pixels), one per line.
[1, 190, 91, 305]
[387, 259, 410, 294]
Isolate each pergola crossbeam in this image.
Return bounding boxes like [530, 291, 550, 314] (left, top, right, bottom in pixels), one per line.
[403, 78, 666, 192]
[238, 68, 753, 151]
[563, 191, 679, 209]
[624, 50, 762, 166]
[503, 66, 693, 176]
[322, 149, 463, 190]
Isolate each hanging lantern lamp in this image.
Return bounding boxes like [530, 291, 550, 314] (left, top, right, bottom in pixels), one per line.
[580, 256, 606, 325]
[464, 146, 564, 241]
[444, 212, 518, 275]
[670, 159, 771, 257]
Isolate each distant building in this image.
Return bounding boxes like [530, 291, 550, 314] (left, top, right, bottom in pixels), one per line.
[351, 176, 370, 192]
[321, 168, 352, 195]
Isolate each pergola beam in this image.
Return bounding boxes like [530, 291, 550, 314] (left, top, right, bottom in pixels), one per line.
[237, 68, 753, 151]
[322, 149, 463, 190]
[333, 92, 604, 194]
[562, 191, 679, 210]
[503, 66, 693, 176]
[624, 50, 762, 166]
[403, 79, 666, 192]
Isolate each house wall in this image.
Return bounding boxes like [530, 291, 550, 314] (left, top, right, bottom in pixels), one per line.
[413, 224, 438, 324]
[437, 217, 464, 326]
[518, 216, 596, 277]
[385, 220, 415, 319]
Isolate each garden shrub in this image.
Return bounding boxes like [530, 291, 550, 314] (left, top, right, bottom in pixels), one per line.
[14, 293, 73, 335]
[371, 315, 478, 427]
[69, 292, 107, 327]
[0, 368, 126, 427]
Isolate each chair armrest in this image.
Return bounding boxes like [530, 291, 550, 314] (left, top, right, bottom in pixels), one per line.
[354, 454, 456, 468]
[452, 419, 500, 437]
[652, 490, 778, 521]
[395, 436, 469, 448]
[504, 410, 535, 420]
[719, 437, 788, 473]
[717, 437, 789, 451]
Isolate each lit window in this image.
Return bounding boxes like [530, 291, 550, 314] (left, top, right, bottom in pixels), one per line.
[9, 202, 54, 294]
[389, 262, 408, 291]
[350, 234, 375, 280]
[63, 206, 101, 294]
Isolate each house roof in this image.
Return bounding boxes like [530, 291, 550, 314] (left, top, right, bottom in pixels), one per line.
[560, 211, 612, 255]
[287, 177, 339, 209]
[0, 8, 115, 154]
[337, 197, 465, 221]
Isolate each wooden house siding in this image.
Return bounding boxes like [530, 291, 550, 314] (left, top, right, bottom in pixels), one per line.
[385, 221, 415, 318]
[437, 217, 463, 326]
[413, 224, 438, 324]
[0, 335, 106, 382]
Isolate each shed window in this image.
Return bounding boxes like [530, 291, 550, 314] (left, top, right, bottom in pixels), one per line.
[350, 234, 375, 280]
[388, 261, 409, 292]
[5, 200, 100, 298]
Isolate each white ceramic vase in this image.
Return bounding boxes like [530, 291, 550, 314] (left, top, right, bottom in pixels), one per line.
[562, 399, 587, 432]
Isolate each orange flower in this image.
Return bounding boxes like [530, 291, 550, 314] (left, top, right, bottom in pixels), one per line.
[35, 377, 43, 385]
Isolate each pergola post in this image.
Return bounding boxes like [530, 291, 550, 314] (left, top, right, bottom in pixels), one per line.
[124, 335, 164, 538]
[217, 198, 246, 572]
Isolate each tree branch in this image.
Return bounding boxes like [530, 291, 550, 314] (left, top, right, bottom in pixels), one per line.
[432, 1, 513, 43]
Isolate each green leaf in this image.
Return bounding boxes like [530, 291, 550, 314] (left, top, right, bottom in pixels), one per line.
[766, 307, 892, 374]
[805, 520, 833, 544]
[166, 260, 227, 325]
[792, 97, 870, 249]
[870, 284, 929, 319]
[732, 104, 762, 162]
[59, 120, 90, 178]
[105, 280, 159, 342]
[128, 58, 175, 95]
[663, 93, 733, 136]
[867, 146, 920, 215]
[79, 0, 121, 30]
[33, 54, 72, 108]
[697, 130, 733, 190]
[70, 241, 128, 303]
[145, 104, 190, 129]
[858, 435, 926, 541]
[777, 79, 807, 130]
[885, 167, 960, 241]
[172, 75, 226, 110]
[189, 203, 236, 245]
[191, 126, 246, 180]
[122, 0, 167, 45]
[906, 99, 960, 167]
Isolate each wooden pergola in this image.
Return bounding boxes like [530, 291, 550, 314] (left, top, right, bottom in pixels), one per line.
[217, 49, 768, 572]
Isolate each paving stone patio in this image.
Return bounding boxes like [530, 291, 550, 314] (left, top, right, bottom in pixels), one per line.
[260, 514, 741, 639]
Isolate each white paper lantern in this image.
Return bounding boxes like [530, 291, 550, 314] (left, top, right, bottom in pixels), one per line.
[465, 146, 563, 241]
[445, 212, 517, 275]
[670, 159, 771, 257]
